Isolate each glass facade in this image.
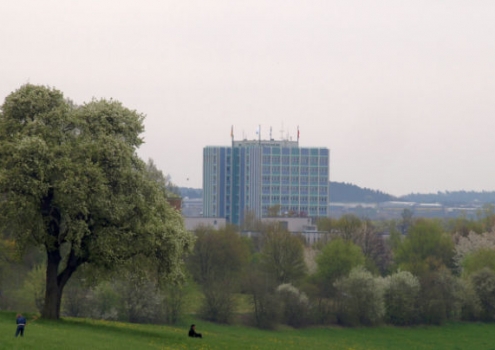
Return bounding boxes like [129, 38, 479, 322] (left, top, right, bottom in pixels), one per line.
[203, 140, 329, 226]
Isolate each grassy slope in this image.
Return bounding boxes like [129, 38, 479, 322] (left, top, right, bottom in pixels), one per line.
[2, 312, 495, 350]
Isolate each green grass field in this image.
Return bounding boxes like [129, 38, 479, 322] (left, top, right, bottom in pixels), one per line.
[2, 311, 495, 350]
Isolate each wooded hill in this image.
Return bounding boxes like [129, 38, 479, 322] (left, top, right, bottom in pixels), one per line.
[180, 184, 495, 204]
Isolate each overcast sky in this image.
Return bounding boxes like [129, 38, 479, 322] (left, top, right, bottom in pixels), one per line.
[1, 1, 494, 196]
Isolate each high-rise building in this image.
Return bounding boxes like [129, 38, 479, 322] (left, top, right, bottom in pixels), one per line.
[203, 138, 329, 226]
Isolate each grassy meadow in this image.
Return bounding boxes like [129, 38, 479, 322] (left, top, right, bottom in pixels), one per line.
[2, 311, 495, 350]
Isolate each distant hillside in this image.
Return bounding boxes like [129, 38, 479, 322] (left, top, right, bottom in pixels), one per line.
[400, 191, 495, 205]
[330, 181, 396, 203]
[180, 183, 396, 203]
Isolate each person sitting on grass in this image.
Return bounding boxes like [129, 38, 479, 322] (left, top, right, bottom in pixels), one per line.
[188, 324, 202, 338]
[15, 313, 27, 337]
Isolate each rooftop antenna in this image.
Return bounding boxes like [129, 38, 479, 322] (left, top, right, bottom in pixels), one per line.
[269, 126, 273, 140]
[280, 122, 284, 140]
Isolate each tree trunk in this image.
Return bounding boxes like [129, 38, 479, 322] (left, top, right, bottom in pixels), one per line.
[41, 249, 79, 320]
[42, 250, 63, 319]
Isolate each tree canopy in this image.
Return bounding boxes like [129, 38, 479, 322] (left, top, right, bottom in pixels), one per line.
[315, 238, 365, 296]
[395, 220, 454, 276]
[0, 84, 194, 319]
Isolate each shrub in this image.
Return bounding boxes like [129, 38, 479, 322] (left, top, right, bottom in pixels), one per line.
[19, 265, 45, 313]
[244, 270, 280, 329]
[453, 231, 495, 273]
[471, 267, 495, 321]
[199, 280, 236, 324]
[62, 276, 92, 318]
[418, 268, 461, 325]
[315, 238, 365, 297]
[462, 248, 495, 276]
[162, 283, 187, 325]
[383, 270, 420, 326]
[114, 273, 165, 324]
[457, 278, 481, 321]
[89, 281, 120, 321]
[276, 283, 309, 328]
[334, 266, 385, 326]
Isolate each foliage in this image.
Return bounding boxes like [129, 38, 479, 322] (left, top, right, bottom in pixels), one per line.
[335, 214, 362, 240]
[188, 225, 249, 285]
[477, 204, 495, 232]
[0, 237, 17, 306]
[259, 226, 307, 284]
[351, 220, 391, 274]
[187, 225, 250, 323]
[417, 268, 461, 325]
[315, 238, 365, 297]
[62, 272, 92, 318]
[334, 266, 385, 326]
[276, 283, 309, 328]
[454, 231, 495, 272]
[456, 278, 481, 321]
[114, 271, 165, 324]
[19, 264, 46, 313]
[88, 281, 120, 320]
[383, 270, 420, 325]
[462, 248, 495, 276]
[145, 158, 181, 198]
[162, 282, 189, 324]
[446, 216, 483, 236]
[316, 217, 335, 233]
[395, 220, 454, 276]
[243, 268, 281, 329]
[399, 208, 414, 235]
[0, 84, 194, 319]
[471, 267, 495, 321]
[199, 280, 237, 324]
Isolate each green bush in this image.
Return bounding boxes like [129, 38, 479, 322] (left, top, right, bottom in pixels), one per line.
[334, 266, 385, 326]
[457, 278, 481, 321]
[244, 270, 280, 329]
[462, 248, 495, 276]
[383, 270, 420, 326]
[418, 269, 460, 325]
[200, 280, 236, 324]
[276, 283, 309, 328]
[315, 238, 365, 297]
[471, 267, 495, 321]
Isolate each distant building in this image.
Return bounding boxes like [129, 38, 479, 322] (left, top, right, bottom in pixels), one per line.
[203, 135, 330, 226]
[181, 197, 203, 217]
[184, 217, 226, 231]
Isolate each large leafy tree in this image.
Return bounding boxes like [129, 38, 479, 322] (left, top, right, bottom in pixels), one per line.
[259, 225, 307, 285]
[394, 220, 454, 276]
[0, 84, 193, 319]
[315, 238, 365, 296]
[187, 225, 250, 323]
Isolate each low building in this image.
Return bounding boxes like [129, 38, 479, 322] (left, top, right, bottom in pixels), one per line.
[183, 217, 226, 231]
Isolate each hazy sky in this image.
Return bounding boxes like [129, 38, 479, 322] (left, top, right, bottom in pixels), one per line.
[1, 1, 494, 196]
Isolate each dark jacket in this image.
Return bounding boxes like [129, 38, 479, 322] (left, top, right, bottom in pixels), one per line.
[16, 316, 27, 327]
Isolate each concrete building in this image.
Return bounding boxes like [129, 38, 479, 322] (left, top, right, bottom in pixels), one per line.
[203, 136, 330, 226]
